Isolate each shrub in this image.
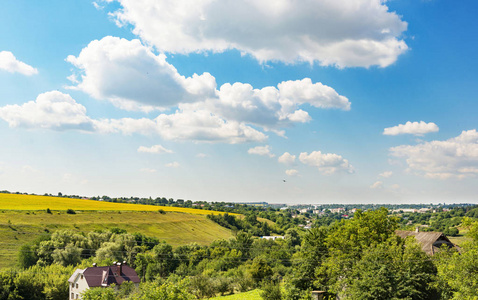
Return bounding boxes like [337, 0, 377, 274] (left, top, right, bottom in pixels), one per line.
[66, 209, 76, 214]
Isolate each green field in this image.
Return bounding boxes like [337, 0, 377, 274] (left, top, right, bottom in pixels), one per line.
[0, 210, 234, 269]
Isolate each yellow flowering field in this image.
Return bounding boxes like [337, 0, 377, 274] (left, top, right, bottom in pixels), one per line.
[0, 193, 230, 215]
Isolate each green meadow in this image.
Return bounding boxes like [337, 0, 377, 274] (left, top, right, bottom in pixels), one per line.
[0, 209, 233, 269]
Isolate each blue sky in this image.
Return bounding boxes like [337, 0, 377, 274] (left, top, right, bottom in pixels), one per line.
[0, 0, 477, 204]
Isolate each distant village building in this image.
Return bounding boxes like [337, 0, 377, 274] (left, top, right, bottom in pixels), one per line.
[395, 229, 459, 255]
[330, 208, 345, 214]
[68, 262, 140, 299]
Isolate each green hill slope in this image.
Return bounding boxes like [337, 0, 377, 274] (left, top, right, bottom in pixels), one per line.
[0, 210, 233, 269]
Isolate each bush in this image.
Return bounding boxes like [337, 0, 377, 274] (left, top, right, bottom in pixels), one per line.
[444, 227, 459, 237]
[260, 281, 282, 300]
[66, 209, 76, 214]
[46, 208, 52, 214]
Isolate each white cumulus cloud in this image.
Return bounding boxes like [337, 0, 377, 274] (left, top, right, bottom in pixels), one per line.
[390, 129, 478, 179]
[370, 181, 383, 189]
[97, 109, 267, 144]
[278, 152, 296, 165]
[248, 145, 275, 157]
[383, 121, 439, 136]
[188, 78, 350, 130]
[67, 37, 350, 132]
[0, 51, 38, 76]
[66, 36, 216, 111]
[108, 0, 408, 67]
[285, 169, 299, 176]
[138, 145, 174, 154]
[0, 91, 94, 131]
[379, 171, 393, 178]
[299, 151, 354, 174]
[0, 91, 266, 144]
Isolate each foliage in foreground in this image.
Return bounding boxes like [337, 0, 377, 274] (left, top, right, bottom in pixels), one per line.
[5, 208, 478, 300]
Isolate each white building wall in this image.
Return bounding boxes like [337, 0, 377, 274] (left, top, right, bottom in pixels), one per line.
[69, 272, 89, 300]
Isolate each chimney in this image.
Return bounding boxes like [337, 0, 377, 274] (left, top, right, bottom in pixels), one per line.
[117, 262, 122, 275]
[92, 263, 97, 267]
[415, 227, 419, 233]
[123, 260, 127, 265]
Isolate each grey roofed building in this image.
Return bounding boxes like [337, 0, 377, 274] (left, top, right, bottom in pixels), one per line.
[395, 230, 459, 255]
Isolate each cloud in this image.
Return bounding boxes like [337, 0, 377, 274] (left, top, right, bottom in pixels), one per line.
[0, 90, 266, 143]
[278, 152, 296, 165]
[0, 91, 94, 131]
[248, 145, 275, 157]
[138, 145, 174, 154]
[379, 171, 393, 178]
[285, 169, 299, 176]
[370, 181, 383, 189]
[98, 110, 267, 143]
[66, 36, 216, 111]
[67, 37, 350, 132]
[108, 0, 408, 67]
[383, 121, 439, 136]
[165, 162, 180, 168]
[390, 129, 478, 179]
[196, 153, 208, 158]
[278, 79, 351, 111]
[0, 51, 38, 75]
[192, 78, 350, 129]
[299, 151, 354, 174]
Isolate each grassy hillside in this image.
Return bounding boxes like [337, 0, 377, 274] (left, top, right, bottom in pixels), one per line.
[0, 193, 229, 215]
[0, 210, 234, 269]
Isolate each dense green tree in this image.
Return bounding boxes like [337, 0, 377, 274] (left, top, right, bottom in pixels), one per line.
[232, 231, 253, 260]
[260, 280, 282, 300]
[134, 279, 193, 300]
[17, 244, 38, 268]
[248, 257, 273, 285]
[435, 242, 478, 300]
[343, 238, 437, 300]
[0, 270, 16, 300]
[325, 208, 399, 292]
[81, 287, 116, 300]
[51, 244, 82, 266]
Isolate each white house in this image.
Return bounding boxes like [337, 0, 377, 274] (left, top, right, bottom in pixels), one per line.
[68, 262, 140, 299]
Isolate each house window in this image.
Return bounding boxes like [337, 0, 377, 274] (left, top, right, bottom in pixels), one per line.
[76, 294, 79, 299]
[80, 274, 84, 280]
[76, 283, 78, 288]
[71, 293, 74, 299]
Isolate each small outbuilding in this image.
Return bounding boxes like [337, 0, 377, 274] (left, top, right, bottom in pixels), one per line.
[68, 262, 140, 299]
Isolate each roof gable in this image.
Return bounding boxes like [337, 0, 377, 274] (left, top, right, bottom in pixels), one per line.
[395, 230, 457, 255]
[68, 269, 85, 283]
